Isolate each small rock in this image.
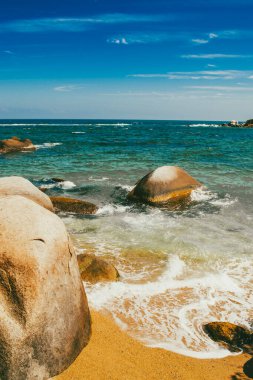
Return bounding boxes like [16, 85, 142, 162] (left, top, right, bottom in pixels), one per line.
[203, 322, 253, 351]
[50, 196, 98, 214]
[128, 166, 201, 205]
[0, 136, 36, 153]
[77, 253, 120, 283]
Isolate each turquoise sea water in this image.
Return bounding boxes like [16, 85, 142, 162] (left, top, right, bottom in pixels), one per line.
[1, 119, 253, 358]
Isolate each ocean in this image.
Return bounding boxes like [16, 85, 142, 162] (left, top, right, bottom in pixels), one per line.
[1, 119, 252, 358]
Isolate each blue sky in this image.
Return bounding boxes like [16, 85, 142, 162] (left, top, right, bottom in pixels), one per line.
[0, 0, 253, 120]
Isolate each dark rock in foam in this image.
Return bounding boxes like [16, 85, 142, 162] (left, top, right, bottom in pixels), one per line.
[203, 322, 253, 352]
[50, 196, 98, 215]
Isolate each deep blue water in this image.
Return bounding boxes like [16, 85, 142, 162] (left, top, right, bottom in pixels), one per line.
[1, 119, 253, 358]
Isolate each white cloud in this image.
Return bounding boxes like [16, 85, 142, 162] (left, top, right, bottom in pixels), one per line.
[107, 32, 183, 45]
[209, 33, 218, 39]
[182, 54, 250, 59]
[192, 39, 209, 44]
[107, 37, 128, 45]
[207, 64, 216, 67]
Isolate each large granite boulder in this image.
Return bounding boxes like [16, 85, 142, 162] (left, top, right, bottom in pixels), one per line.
[128, 166, 201, 205]
[77, 253, 120, 284]
[50, 196, 98, 215]
[244, 119, 253, 127]
[0, 176, 54, 211]
[0, 136, 36, 154]
[0, 195, 91, 380]
[203, 322, 252, 352]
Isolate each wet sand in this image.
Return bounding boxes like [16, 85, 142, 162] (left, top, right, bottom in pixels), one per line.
[53, 310, 252, 380]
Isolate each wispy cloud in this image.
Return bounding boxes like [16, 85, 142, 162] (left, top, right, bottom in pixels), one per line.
[129, 70, 253, 80]
[187, 85, 253, 91]
[2, 50, 14, 54]
[53, 85, 85, 92]
[182, 54, 250, 59]
[0, 14, 169, 33]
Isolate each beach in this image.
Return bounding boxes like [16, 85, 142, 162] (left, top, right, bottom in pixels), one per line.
[1, 119, 253, 378]
[54, 310, 251, 380]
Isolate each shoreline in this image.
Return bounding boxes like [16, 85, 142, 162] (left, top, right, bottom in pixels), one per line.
[53, 309, 251, 380]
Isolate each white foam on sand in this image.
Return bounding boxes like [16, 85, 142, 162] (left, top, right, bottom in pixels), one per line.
[150, 166, 178, 182]
[85, 254, 252, 359]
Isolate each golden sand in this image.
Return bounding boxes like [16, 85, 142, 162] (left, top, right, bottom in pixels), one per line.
[53, 310, 251, 380]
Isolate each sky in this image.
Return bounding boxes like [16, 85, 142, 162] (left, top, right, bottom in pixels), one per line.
[0, 0, 253, 120]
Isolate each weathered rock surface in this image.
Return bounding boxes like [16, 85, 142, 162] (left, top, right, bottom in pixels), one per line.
[77, 253, 120, 283]
[203, 322, 253, 351]
[128, 166, 201, 205]
[0, 136, 36, 153]
[0, 176, 54, 211]
[50, 196, 98, 214]
[0, 195, 91, 380]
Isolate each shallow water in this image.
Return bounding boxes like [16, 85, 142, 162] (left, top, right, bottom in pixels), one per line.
[1, 119, 253, 358]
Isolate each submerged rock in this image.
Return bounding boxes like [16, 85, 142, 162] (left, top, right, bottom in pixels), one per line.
[0, 176, 54, 211]
[0, 136, 36, 153]
[128, 166, 201, 205]
[0, 195, 91, 380]
[51, 177, 65, 183]
[203, 322, 253, 351]
[50, 196, 98, 215]
[77, 253, 120, 283]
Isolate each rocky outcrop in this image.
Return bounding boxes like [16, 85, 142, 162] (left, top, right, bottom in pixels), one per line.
[128, 166, 201, 205]
[0, 195, 91, 380]
[222, 119, 253, 128]
[244, 119, 253, 127]
[77, 253, 120, 284]
[203, 322, 253, 352]
[0, 136, 36, 154]
[0, 176, 54, 211]
[50, 196, 98, 215]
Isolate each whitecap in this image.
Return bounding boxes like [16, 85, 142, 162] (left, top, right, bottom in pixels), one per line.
[41, 180, 76, 190]
[88, 176, 109, 182]
[34, 142, 62, 149]
[189, 123, 220, 128]
[96, 204, 130, 216]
